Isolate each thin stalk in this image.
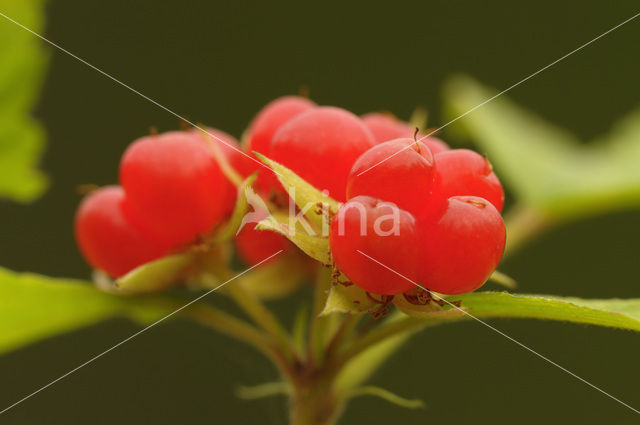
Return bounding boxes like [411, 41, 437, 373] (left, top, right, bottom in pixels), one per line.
[308, 267, 332, 365]
[323, 313, 361, 364]
[226, 282, 296, 360]
[194, 229, 294, 358]
[181, 303, 294, 378]
[334, 315, 435, 370]
[503, 203, 554, 257]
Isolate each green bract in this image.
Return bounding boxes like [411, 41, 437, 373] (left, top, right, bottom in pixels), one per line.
[444, 75, 640, 221]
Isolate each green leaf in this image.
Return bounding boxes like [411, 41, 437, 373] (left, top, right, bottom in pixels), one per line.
[0, 266, 276, 356]
[115, 253, 196, 294]
[254, 152, 341, 229]
[445, 292, 640, 331]
[337, 292, 640, 397]
[0, 267, 128, 354]
[257, 211, 330, 265]
[397, 291, 640, 332]
[0, 0, 49, 202]
[443, 75, 640, 220]
[320, 283, 377, 316]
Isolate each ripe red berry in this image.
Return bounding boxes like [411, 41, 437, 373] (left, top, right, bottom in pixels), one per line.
[362, 112, 412, 143]
[431, 149, 504, 212]
[120, 131, 230, 248]
[362, 112, 450, 154]
[192, 127, 249, 215]
[418, 196, 506, 295]
[420, 136, 450, 155]
[329, 196, 418, 295]
[346, 138, 435, 215]
[245, 96, 316, 194]
[247, 96, 316, 155]
[271, 107, 375, 201]
[234, 210, 292, 266]
[74, 186, 169, 277]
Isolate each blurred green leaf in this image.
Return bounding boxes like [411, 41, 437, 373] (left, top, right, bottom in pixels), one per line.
[0, 266, 232, 355]
[443, 75, 640, 220]
[0, 0, 49, 202]
[254, 153, 341, 229]
[0, 267, 128, 354]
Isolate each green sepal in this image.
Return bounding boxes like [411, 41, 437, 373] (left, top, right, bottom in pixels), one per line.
[320, 282, 377, 316]
[256, 212, 330, 265]
[114, 253, 195, 294]
[254, 152, 341, 229]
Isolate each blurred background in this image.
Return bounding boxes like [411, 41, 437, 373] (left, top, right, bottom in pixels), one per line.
[1, 0, 639, 423]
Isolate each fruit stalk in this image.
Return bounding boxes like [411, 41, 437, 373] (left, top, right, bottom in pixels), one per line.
[289, 373, 343, 425]
[502, 204, 553, 256]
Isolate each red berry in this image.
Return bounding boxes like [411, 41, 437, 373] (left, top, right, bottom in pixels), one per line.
[192, 127, 249, 215]
[418, 196, 506, 295]
[74, 186, 169, 277]
[347, 138, 435, 215]
[271, 107, 375, 201]
[234, 210, 292, 266]
[247, 96, 316, 155]
[362, 112, 450, 154]
[120, 131, 230, 248]
[431, 149, 504, 212]
[421, 137, 450, 155]
[245, 96, 316, 194]
[330, 196, 418, 295]
[362, 112, 413, 143]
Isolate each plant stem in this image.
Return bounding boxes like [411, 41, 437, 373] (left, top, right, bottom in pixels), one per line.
[503, 204, 554, 256]
[226, 282, 296, 360]
[181, 303, 294, 378]
[335, 314, 434, 370]
[323, 313, 360, 364]
[308, 267, 332, 365]
[289, 374, 343, 425]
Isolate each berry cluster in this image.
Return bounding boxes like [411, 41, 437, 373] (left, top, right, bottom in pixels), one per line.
[330, 136, 506, 296]
[75, 130, 246, 277]
[75, 95, 506, 298]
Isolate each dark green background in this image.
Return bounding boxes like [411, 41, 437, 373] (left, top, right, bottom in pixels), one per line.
[1, 0, 639, 423]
